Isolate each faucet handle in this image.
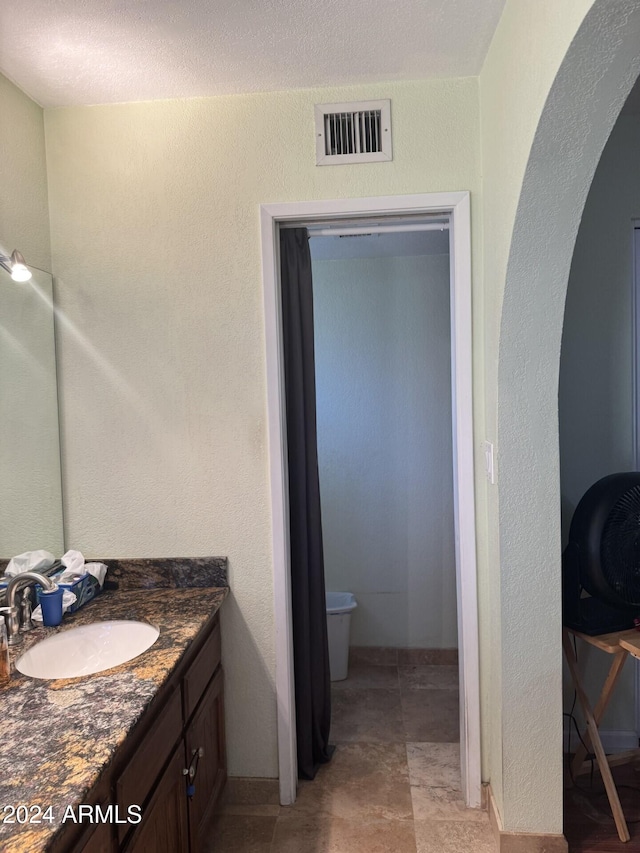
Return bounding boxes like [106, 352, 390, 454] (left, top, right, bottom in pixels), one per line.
[20, 589, 34, 633]
[0, 606, 22, 647]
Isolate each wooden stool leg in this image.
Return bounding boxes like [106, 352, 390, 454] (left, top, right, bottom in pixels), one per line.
[570, 646, 628, 778]
[563, 630, 630, 843]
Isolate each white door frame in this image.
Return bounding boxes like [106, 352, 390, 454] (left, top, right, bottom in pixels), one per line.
[260, 192, 481, 808]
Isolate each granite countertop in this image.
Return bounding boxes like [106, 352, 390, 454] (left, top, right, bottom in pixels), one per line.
[0, 557, 228, 853]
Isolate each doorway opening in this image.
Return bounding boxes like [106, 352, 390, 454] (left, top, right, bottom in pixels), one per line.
[559, 77, 640, 847]
[310, 219, 455, 658]
[260, 193, 479, 808]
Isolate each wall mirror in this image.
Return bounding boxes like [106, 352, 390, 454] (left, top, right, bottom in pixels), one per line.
[0, 264, 64, 558]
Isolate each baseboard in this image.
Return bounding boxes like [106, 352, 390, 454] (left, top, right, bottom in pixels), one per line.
[487, 785, 568, 853]
[349, 645, 458, 666]
[563, 724, 639, 754]
[599, 729, 640, 752]
[222, 777, 280, 805]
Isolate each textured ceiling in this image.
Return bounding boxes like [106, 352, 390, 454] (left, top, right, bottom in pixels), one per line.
[0, 0, 506, 108]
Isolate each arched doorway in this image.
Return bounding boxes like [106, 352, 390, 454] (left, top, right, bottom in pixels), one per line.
[495, 0, 640, 838]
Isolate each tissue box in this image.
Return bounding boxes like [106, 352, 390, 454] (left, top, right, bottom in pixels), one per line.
[35, 568, 101, 613]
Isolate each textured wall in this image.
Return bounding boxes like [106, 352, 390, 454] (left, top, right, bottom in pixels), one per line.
[560, 114, 640, 734]
[479, 2, 596, 825]
[313, 253, 456, 649]
[44, 78, 481, 778]
[0, 74, 63, 559]
[0, 74, 51, 270]
[480, 0, 640, 834]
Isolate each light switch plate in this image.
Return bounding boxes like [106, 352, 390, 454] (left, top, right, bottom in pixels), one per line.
[484, 441, 495, 484]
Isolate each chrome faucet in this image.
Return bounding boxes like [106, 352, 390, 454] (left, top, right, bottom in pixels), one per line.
[0, 572, 57, 646]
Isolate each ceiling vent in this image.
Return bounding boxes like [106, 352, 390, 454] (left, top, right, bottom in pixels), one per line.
[315, 99, 392, 166]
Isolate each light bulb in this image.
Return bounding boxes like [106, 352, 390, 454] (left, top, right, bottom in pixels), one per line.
[9, 250, 31, 282]
[10, 263, 31, 282]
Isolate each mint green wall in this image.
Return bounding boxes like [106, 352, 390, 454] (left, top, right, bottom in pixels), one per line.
[479, 1, 598, 829]
[0, 74, 51, 270]
[44, 79, 481, 779]
[480, 0, 640, 833]
[6, 0, 639, 832]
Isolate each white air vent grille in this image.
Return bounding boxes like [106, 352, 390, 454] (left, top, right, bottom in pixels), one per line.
[324, 110, 381, 155]
[315, 100, 392, 165]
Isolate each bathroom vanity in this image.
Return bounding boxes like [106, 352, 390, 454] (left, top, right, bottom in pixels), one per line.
[0, 558, 228, 853]
[58, 604, 225, 852]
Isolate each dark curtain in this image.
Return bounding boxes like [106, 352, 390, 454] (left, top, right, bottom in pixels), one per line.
[280, 227, 334, 780]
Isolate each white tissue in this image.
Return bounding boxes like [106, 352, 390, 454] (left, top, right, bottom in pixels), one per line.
[5, 550, 56, 577]
[84, 562, 107, 588]
[58, 549, 86, 583]
[32, 590, 77, 622]
[62, 549, 85, 572]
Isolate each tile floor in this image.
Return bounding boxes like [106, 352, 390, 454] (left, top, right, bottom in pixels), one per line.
[210, 648, 495, 852]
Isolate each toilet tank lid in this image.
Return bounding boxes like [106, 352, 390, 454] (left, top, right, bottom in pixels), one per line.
[325, 591, 358, 614]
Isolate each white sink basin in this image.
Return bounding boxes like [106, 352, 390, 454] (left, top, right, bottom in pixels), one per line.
[16, 620, 160, 679]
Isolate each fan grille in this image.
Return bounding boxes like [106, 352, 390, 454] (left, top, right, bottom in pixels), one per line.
[600, 484, 640, 605]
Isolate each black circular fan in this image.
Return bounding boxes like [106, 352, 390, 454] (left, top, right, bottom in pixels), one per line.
[563, 472, 640, 634]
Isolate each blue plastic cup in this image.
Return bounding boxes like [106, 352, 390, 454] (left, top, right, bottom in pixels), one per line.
[40, 586, 63, 627]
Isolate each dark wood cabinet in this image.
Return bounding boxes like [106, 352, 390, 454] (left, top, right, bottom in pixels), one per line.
[186, 669, 226, 853]
[119, 612, 226, 852]
[64, 800, 115, 853]
[116, 687, 183, 846]
[79, 819, 116, 853]
[124, 748, 190, 853]
[56, 610, 226, 853]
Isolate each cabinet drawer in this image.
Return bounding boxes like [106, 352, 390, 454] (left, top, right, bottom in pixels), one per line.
[182, 617, 221, 721]
[116, 687, 182, 815]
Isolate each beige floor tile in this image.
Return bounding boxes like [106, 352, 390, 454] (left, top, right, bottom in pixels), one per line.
[271, 814, 417, 853]
[332, 662, 399, 690]
[407, 743, 461, 789]
[291, 742, 413, 821]
[411, 786, 489, 823]
[216, 802, 281, 817]
[401, 689, 460, 742]
[414, 819, 495, 853]
[331, 687, 405, 743]
[244, 650, 479, 851]
[407, 743, 485, 822]
[206, 814, 277, 852]
[399, 665, 459, 691]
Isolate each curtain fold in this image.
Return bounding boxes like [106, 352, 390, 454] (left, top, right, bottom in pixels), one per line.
[280, 227, 333, 780]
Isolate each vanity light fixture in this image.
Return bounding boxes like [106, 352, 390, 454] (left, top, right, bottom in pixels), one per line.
[0, 250, 33, 282]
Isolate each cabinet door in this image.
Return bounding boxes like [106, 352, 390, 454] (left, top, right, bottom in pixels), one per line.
[185, 668, 227, 853]
[124, 746, 189, 853]
[80, 819, 115, 852]
[115, 688, 182, 846]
